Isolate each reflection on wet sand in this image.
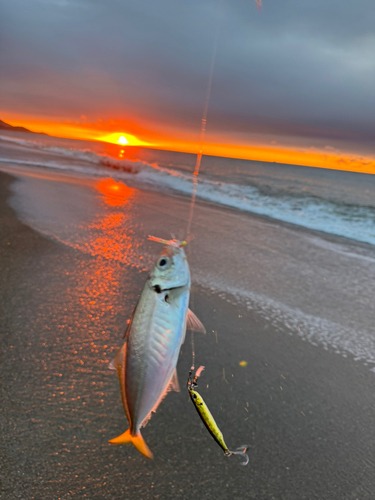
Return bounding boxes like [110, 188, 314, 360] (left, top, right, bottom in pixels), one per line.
[70, 178, 144, 346]
[95, 178, 135, 208]
[55, 178, 150, 271]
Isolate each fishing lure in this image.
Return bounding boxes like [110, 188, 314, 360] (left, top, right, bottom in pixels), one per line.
[187, 367, 249, 466]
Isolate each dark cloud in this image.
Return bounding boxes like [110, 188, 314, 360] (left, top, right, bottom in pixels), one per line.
[0, 0, 374, 152]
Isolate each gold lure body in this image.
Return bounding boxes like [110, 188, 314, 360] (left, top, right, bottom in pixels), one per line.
[187, 367, 249, 465]
[188, 388, 231, 455]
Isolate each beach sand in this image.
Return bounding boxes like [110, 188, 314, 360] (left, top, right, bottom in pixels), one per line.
[1, 168, 375, 499]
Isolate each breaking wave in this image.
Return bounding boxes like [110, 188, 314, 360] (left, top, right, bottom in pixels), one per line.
[1, 134, 375, 246]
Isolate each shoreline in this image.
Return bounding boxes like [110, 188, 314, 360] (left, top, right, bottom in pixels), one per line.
[1, 161, 374, 256]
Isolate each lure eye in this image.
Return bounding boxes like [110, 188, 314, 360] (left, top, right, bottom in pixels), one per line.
[192, 393, 197, 400]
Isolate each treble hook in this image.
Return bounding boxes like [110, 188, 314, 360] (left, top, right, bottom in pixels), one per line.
[227, 445, 250, 466]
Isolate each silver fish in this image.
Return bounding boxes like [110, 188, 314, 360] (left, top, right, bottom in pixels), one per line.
[109, 240, 205, 458]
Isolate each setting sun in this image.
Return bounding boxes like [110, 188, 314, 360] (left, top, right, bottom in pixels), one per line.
[118, 135, 129, 145]
[99, 132, 149, 147]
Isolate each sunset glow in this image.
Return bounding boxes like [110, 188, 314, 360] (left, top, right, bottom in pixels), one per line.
[1, 115, 149, 147]
[2, 114, 375, 175]
[2, 0, 374, 178]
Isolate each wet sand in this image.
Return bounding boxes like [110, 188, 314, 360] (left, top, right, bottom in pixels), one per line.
[1, 169, 375, 499]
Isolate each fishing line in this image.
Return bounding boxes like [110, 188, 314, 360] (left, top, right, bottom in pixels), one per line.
[186, 0, 261, 371]
[185, 0, 224, 241]
[187, 0, 224, 372]
[186, 0, 262, 240]
[190, 331, 195, 371]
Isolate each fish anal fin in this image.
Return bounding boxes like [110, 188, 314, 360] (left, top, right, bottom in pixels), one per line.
[169, 368, 180, 392]
[187, 308, 206, 333]
[140, 369, 179, 428]
[181, 325, 187, 344]
[108, 359, 116, 370]
[109, 342, 126, 371]
[108, 429, 153, 459]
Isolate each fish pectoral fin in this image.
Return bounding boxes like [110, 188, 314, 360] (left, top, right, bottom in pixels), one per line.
[109, 342, 126, 371]
[187, 308, 206, 333]
[169, 368, 180, 392]
[108, 429, 153, 459]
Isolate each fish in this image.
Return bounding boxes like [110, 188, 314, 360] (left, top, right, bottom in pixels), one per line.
[108, 238, 206, 458]
[187, 367, 249, 465]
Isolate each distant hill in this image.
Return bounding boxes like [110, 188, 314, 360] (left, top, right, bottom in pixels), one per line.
[0, 119, 47, 134]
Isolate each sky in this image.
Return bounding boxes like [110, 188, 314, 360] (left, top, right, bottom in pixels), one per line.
[1, 0, 375, 172]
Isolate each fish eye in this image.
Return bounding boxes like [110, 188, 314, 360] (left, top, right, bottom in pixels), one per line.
[158, 257, 169, 269]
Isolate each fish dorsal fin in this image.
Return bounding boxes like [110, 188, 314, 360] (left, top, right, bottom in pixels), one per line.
[109, 342, 132, 427]
[187, 308, 206, 333]
[108, 342, 126, 371]
[169, 368, 180, 392]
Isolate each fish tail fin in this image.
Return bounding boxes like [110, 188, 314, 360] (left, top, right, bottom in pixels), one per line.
[108, 429, 153, 459]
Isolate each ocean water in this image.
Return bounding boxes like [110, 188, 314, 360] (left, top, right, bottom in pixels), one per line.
[1, 130, 375, 246]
